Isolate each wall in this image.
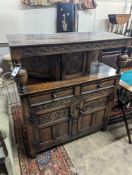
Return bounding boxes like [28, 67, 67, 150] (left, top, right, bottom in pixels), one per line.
[0, 0, 131, 43]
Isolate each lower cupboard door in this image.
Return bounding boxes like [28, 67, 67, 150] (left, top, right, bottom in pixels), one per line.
[78, 109, 106, 133]
[93, 109, 106, 126]
[34, 107, 73, 151]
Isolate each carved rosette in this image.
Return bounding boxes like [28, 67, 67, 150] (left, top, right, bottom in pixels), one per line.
[38, 108, 69, 124]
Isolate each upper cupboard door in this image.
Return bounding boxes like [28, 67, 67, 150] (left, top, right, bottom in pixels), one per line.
[61, 52, 87, 79]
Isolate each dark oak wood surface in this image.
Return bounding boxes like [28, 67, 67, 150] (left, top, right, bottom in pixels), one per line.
[7, 32, 132, 91]
[19, 63, 119, 157]
[8, 32, 131, 157]
[7, 32, 132, 47]
[21, 63, 117, 96]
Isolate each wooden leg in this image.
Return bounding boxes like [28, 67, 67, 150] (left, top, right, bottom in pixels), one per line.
[120, 104, 132, 144]
[117, 89, 132, 144]
[101, 126, 107, 132]
[116, 54, 128, 73]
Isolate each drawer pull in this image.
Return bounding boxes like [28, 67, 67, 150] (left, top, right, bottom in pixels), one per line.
[70, 113, 77, 123]
[80, 110, 85, 115]
[70, 113, 74, 117]
[52, 93, 57, 98]
[97, 84, 103, 88]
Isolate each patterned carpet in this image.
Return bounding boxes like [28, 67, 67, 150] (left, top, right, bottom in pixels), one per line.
[12, 106, 77, 175]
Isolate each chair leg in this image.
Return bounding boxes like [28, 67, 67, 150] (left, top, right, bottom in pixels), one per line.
[117, 88, 132, 144]
[121, 106, 132, 144]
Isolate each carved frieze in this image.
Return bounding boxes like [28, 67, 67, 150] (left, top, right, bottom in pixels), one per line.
[11, 40, 129, 59]
[82, 88, 114, 100]
[84, 97, 108, 110]
[31, 97, 74, 110]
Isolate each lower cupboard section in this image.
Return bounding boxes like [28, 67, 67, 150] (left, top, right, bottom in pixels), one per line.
[21, 78, 117, 157]
[24, 97, 111, 156]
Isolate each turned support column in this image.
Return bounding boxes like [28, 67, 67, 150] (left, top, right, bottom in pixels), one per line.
[13, 60, 28, 93]
[116, 53, 128, 73]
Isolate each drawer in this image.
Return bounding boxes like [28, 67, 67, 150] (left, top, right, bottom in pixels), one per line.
[81, 79, 115, 94]
[29, 87, 74, 106]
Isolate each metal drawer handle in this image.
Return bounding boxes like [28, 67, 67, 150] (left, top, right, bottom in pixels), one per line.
[80, 110, 85, 115]
[97, 84, 103, 88]
[52, 93, 57, 98]
[70, 113, 74, 117]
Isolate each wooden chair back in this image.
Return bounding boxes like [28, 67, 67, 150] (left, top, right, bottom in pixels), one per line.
[108, 14, 131, 35]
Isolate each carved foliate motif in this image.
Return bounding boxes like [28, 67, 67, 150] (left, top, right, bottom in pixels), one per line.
[84, 97, 108, 110]
[82, 88, 113, 100]
[37, 108, 69, 124]
[31, 97, 74, 109]
[11, 40, 129, 59]
[63, 53, 85, 74]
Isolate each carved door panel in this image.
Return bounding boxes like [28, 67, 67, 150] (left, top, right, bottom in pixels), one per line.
[77, 97, 108, 133]
[31, 103, 74, 152]
[61, 52, 87, 79]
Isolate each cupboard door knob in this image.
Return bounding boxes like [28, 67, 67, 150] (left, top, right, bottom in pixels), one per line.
[52, 93, 57, 98]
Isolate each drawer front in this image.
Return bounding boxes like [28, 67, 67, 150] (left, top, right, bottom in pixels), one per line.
[30, 96, 74, 115]
[81, 79, 115, 94]
[29, 87, 74, 106]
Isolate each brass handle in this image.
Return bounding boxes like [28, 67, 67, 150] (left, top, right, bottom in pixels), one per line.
[52, 93, 57, 98]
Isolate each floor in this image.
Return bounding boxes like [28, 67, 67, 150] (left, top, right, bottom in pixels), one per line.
[65, 121, 132, 175]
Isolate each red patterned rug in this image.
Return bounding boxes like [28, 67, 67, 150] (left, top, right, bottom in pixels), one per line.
[12, 106, 77, 175]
